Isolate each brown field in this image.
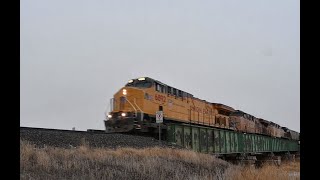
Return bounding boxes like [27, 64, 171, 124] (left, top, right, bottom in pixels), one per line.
[20, 140, 300, 180]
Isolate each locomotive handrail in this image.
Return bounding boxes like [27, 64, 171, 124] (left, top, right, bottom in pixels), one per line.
[109, 98, 114, 112]
[125, 97, 138, 117]
[134, 98, 144, 121]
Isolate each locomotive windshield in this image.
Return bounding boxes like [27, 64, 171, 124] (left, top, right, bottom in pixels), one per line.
[125, 79, 153, 88]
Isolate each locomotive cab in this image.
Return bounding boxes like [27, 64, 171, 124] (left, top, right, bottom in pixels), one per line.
[212, 103, 235, 129]
[104, 77, 157, 133]
[229, 110, 256, 133]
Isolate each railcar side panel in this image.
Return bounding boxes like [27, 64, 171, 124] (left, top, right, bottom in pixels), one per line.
[192, 127, 200, 152]
[166, 123, 299, 155]
[208, 129, 214, 153]
[184, 126, 192, 149]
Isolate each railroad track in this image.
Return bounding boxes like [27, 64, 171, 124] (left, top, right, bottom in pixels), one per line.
[20, 126, 179, 149]
[21, 126, 108, 134]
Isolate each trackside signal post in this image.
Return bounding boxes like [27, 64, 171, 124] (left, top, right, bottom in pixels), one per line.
[156, 111, 163, 144]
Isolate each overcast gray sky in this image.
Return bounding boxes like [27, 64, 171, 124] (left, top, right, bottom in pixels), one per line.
[20, 0, 300, 132]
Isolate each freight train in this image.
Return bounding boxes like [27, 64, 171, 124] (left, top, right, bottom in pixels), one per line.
[104, 77, 299, 159]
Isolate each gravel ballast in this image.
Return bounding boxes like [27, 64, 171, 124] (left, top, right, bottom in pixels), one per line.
[20, 127, 180, 149]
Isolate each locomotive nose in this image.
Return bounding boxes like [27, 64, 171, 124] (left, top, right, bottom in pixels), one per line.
[104, 118, 135, 133]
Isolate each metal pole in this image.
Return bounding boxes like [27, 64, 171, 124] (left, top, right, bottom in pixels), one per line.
[159, 123, 161, 145]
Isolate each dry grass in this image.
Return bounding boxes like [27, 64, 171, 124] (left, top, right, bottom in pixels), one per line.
[20, 140, 300, 180]
[226, 160, 300, 180]
[20, 140, 229, 180]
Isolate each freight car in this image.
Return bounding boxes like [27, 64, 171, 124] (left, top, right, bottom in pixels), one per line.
[104, 77, 299, 160]
[166, 123, 299, 163]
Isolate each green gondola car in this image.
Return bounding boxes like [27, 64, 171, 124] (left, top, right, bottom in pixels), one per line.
[167, 123, 299, 155]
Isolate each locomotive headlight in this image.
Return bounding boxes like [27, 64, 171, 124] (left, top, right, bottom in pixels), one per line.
[121, 112, 126, 117]
[107, 114, 112, 118]
[122, 89, 127, 95]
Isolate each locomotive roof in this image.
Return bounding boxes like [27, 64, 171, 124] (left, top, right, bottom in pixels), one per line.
[211, 103, 235, 112]
[232, 110, 255, 116]
[258, 118, 270, 125]
[134, 77, 234, 111]
[135, 77, 195, 96]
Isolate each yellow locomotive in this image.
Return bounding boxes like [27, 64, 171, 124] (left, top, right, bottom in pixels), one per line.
[104, 77, 299, 140]
[105, 77, 233, 134]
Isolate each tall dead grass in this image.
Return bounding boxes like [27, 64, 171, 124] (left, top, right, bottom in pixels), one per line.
[226, 161, 300, 180]
[20, 140, 229, 180]
[20, 140, 299, 180]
